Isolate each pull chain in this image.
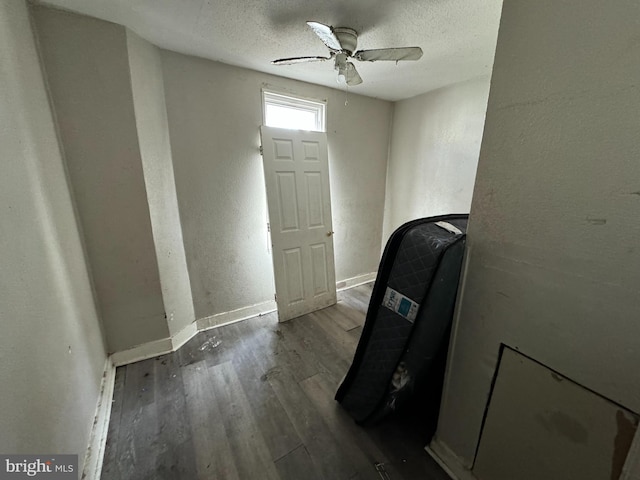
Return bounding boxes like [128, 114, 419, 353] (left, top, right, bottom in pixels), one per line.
[344, 85, 349, 106]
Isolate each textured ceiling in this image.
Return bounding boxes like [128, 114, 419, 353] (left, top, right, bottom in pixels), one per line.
[35, 0, 503, 101]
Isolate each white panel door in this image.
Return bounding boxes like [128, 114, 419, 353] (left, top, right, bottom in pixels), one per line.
[260, 126, 337, 321]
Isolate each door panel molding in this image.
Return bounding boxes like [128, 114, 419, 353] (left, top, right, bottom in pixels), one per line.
[261, 126, 337, 321]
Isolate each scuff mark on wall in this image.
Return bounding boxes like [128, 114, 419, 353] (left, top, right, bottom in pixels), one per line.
[586, 217, 607, 226]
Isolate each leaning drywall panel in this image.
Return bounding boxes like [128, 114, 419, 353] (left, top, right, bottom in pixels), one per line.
[474, 348, 638, 480]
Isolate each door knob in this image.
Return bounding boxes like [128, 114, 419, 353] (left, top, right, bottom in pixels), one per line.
[327, 231, 334, 237]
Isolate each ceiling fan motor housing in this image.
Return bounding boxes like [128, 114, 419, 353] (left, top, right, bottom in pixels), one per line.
[333, 27, 358, 54]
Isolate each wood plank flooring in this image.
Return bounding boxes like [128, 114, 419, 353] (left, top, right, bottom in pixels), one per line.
[101, 284, 450, 480]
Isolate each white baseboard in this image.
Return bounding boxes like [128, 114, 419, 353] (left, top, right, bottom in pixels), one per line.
[171, 322, 199, 351]
[111, 278, 376, 368]
[426, 437, 477, 480]
[111, 278, 377, 368]
[110, 302, 277, 367]
[82, 357, 116, 480]
[336, 272, 376, 291]
[111, 322, 199, 367]
[110, 337, 173, 367]
[196, 300, 277, 331]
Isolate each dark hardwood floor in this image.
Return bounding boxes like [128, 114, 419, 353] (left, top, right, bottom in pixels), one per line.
[101, 284, 450, 480]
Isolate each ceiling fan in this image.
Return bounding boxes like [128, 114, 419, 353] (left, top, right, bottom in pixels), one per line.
[272, 21, 423, 86]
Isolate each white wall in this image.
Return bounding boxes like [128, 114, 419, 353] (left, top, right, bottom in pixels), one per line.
[33, 7, 169, 352]
[435, 0, 640, 470]
[160, 50, 393, 320]
[127, 31, 195, 338]
[0, 0, 106, 461]
[383, 77, 490, 241]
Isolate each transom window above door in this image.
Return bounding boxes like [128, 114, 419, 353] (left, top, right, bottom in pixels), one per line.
[262, 90, 326, 132]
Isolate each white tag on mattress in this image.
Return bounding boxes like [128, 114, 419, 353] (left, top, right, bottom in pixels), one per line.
[435, 221, 463, 235]
[382, 287, 419, 323]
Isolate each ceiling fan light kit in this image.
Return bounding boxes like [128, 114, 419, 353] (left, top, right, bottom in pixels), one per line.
[272, 21, 423, 87]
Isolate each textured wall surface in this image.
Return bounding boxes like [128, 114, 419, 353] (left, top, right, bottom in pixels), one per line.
[127, 31, 196, 337]
[435, 0, 640, 469]
[33, 7, 169, 352]
[383, 77, 490, 241]
[0, 0, 106, 462]
[161, 50, 392, 319]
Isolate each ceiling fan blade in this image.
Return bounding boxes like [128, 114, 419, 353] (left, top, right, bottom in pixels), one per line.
[271, 55, 333, 65]
[354, 47, 423, 62]
[345, 62, 363, 86]
[306, 21, 342, 51]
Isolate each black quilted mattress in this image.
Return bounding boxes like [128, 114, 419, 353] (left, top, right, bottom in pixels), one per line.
[335, 214, 468, 425]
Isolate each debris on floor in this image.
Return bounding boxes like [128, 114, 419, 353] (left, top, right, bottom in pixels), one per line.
[375, 462, 391, 480]
[199, 337, 221, 351]
[260, 366, 282, 382]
